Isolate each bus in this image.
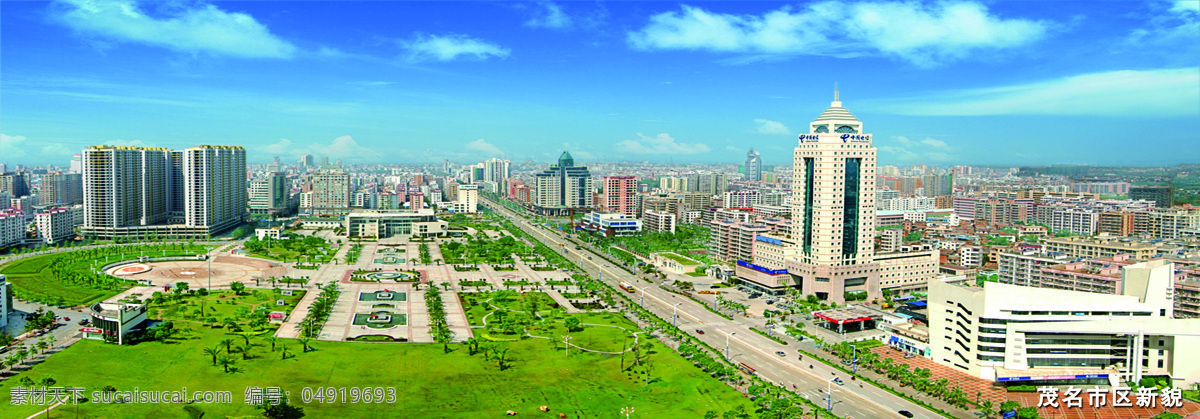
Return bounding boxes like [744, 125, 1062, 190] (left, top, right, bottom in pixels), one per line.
[618, 282, 635, 293]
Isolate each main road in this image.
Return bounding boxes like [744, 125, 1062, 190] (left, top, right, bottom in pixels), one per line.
[482, 198, 947, 419]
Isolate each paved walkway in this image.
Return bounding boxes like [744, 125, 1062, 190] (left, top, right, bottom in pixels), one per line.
[543, 290, 582, 313]
[870, 346, 1007, 406]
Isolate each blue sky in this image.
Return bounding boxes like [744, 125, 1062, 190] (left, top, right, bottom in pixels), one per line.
[1, 0, 1197, 167]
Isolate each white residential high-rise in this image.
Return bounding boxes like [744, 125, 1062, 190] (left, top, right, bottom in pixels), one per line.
[483, 158, 511, 183]
[183, 146, 247, 234]
[310, 172, 351, 211]
[80, 145, 246, 239]
[249, 172, 291, 215]
[785, 91, 880, 301]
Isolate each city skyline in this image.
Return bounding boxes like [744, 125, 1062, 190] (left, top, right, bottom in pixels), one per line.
[1, 1, 1198, 167]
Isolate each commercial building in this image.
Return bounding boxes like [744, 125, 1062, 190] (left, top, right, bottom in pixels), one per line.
[581, 212, 642, 237]
[80, 145, 247, 239]
[601, 175, 637, 217]
[533, 151, 593, 216]
[249, 173, 291, 216]
[930, 260, 1200, 387]
[35, 205, 83, 244]
[922, 173, 953, 197]
[344, 209, 447, 239]
[38, 173, 83, 206]
[454, 184, 479, 213]
[84, 299, 148, 345]
[745, 149, 762, 181]
[875, 244, 940, 294]
[784, 92, 881, 303]
[1129, 186, 1173, 209]
[642, 210, 676, 234]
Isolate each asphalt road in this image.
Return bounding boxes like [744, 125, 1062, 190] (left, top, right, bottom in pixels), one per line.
[483, 199, 945, 419]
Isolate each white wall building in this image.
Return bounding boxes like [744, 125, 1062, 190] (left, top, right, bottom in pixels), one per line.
[930, 260, 1200, 387]
[35, 205, 83, 244]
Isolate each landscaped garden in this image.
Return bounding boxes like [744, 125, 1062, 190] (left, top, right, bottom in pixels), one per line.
[242, 233, 336, 264]
[0, 243, 213, 307]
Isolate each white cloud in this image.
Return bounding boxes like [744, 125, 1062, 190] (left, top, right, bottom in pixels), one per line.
[1125, 0, 1199, 54]
[921, 138, 948, 148]
[879, 135, 953, 163]
[465, 139, 504, 156]
[525, 2, 572, 29]
[1, 133, 79, 163]
[627, 2, 1047, 66]
[616, 133, 710, 155]
[754, 118, 791, 134]
[51, 0, 297, 58]
[401, 34, 510, 62]
[884, 67, 1200, 116]
[256, 136, 382, 163]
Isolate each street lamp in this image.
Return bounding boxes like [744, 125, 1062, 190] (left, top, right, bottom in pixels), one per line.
[724, 331, 736, 361]
[640, 286, 645, 308]
[826, 376, 840, 411]
[620, 407, 634, 419]
[673, 302, 682, 328]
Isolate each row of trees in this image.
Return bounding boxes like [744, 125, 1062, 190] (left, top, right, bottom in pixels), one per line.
[3, 334, 57, 376]
[426, 284, 453, 352]
[300, 283, 340, 338]
[823, 341, 974, 410]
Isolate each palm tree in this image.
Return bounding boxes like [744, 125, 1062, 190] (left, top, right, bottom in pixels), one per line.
[220, 338, 235, 354]
[239, 344, 253, 360]
[203, 345, 222, 366]
[300, 338, 311, 353]
[979, 399, 998, 419]
[217, 356, 234, 373]
[265, 336, 278, 352]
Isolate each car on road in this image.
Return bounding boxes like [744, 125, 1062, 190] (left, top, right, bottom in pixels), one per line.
[63, 317, 70, 321]
[695, 329, 705, 334]
[78, 319, 88, 325]
[775, 351, 786, 357]
[898, 410, 914, 418]
[709, 285, 720, 289]
[765, 299, 776, 305]
[833, 377, 844, 386]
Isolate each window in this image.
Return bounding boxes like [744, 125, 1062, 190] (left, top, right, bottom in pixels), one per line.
[1158, 359, 1164, 368]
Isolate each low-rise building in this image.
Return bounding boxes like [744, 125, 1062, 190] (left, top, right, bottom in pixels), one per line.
[1043, 236, 1158, 260]
[34, 205, 83, 244]
[642, 210, 676, 234]
[581, 212, 642, 237]
[344, 209, 447, 239]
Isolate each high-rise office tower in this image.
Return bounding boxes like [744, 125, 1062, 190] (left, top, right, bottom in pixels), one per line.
[787, 91, 879, 301]
[602, 175, 637, 216]
[320, 156, 330, 167]
[249, 173, 291, 216]
[533, 151, 593, 215]
[81, 145, 246, 239]
[745, 149, 762, 181]
[300, 154, 315, 169]
[37, 173, 83, 205]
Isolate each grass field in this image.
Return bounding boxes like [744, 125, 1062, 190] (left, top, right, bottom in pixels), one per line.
[657, 252, 700, 265]
[0, 307, 752, 418]
[0, 246, 212, 307]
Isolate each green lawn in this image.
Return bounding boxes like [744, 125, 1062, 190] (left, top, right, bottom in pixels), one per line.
[658, 252, 700, 265]
[0, 245, 212, 307]
[0, 306, 752, 418]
